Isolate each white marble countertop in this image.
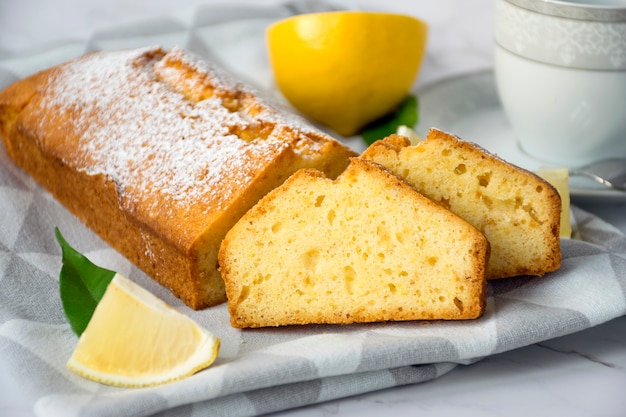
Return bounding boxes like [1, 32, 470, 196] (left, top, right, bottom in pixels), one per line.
[1, 0, 625, 416]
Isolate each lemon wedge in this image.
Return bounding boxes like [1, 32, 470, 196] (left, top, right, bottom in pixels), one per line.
[67, 274, 220, 388]
[267, 11, 428, 136]
[536, 167, 572, 238]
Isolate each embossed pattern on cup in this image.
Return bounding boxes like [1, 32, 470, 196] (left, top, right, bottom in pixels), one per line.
[495, 0, 626, 70]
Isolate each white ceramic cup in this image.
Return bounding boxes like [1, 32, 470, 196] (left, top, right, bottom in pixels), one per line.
[494, 0, 626, 167]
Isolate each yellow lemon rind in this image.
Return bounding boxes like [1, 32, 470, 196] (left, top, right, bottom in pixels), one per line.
[266, 11, 428, 136]
[67, 335, 220, 388]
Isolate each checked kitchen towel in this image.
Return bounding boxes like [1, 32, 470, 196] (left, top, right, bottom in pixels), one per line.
[1, 1, 625, 416]
[2, 145, 625, 416]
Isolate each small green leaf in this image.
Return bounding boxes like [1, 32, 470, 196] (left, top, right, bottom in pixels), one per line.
[55, 228, 116, 336]
[360, 95, 419, 145]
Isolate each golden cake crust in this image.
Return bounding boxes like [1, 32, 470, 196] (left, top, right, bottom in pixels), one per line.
[0, 46, 356, 309]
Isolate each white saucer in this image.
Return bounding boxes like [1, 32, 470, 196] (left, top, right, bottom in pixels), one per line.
[414, 70, 626, 204]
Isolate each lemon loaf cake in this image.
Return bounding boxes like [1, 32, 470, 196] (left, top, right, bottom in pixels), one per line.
[219, 158, 489, 328]
[0, 46, 356, 309]
[360, 129, 561, 279]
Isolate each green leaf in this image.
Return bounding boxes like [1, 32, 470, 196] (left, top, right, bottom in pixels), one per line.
[55, 228, 116, 336]
[360, 95, 419, 146]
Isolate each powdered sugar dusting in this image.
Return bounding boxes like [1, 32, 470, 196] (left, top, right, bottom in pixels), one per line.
[35, 46, 330, 232]
[163, 46, 330, 137]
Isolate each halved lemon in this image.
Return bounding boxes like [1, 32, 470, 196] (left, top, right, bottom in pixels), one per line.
[267, 11, 428, 136]
[67, 274, 220, 388]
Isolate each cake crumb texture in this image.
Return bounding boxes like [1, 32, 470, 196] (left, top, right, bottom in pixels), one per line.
[361, 129, 561, 279]
[219, 158, 489, 328]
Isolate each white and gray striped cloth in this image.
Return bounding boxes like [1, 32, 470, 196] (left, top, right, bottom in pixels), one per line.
[1, 2, 625, 416]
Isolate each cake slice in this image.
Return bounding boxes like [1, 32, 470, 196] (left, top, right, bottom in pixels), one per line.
[360, 129, 561, 279]
[0, 46, 356, 309]
[219, 158, 489, 328]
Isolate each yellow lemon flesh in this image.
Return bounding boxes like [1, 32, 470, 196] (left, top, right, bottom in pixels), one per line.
[537, 167, 572, 238]
[67, 274, 220, 388]
[267, 11, 428, 136]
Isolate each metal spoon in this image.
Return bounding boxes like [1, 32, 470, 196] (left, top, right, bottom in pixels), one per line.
[569, 158, 626, 191]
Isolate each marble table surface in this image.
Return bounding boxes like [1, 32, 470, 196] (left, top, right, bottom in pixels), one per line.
[1, 0, 625, 416]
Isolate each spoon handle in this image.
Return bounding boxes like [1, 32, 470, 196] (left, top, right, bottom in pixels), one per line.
[569, 171, 626, 191]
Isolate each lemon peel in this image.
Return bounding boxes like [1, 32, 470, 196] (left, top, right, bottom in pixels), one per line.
[267, 11, 428, 136]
